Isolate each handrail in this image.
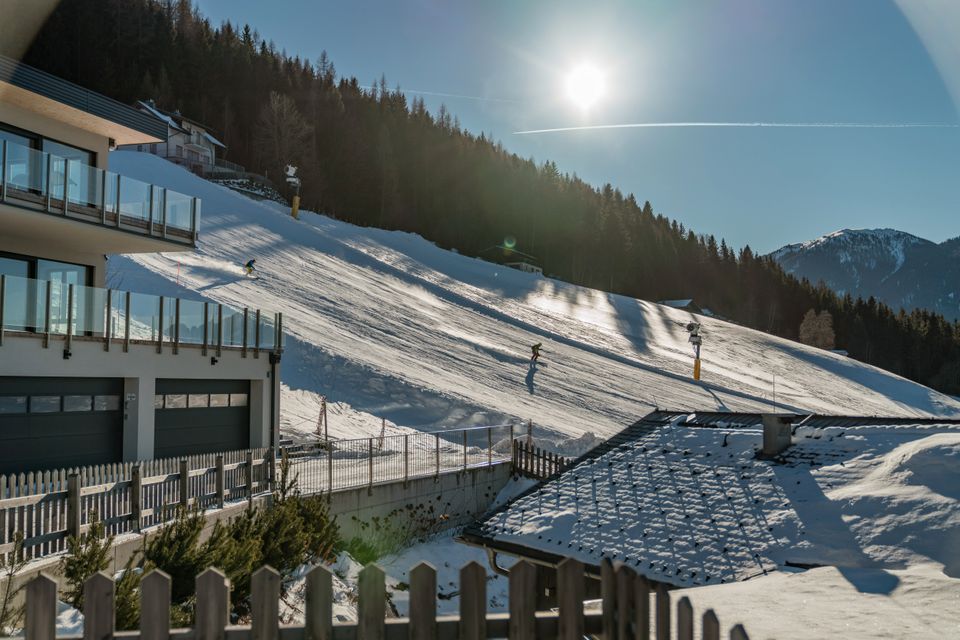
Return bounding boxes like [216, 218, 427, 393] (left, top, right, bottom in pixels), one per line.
[0, 272, 284, 352]
[0, 139, 200, 245]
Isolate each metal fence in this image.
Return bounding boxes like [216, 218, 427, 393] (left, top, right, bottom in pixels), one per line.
[285, 424, 515, 494]
[0, 425, 514, 563]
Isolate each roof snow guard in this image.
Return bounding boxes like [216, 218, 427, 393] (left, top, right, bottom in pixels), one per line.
[0, 55, 167, 142]
[462, 410, 960, 588]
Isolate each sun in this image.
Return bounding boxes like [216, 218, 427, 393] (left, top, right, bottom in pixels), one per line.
[565, 63, 606, 110]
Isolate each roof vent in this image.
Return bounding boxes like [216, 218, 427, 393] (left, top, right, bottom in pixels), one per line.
[761, 414, 793, 457]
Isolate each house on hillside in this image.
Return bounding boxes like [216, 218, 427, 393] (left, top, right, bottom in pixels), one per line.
[462, 410, 960, 595]
[658, 298, 703, 314]
[120, 99, 233, 176]
[0, 56, 282, 474]
[481, 244, 543, 275]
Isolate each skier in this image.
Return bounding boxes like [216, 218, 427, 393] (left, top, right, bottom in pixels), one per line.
[243, 259, 257, 276]
[530, 342, 543, 363]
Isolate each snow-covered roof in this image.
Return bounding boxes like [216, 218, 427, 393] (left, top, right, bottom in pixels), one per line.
[203, 130, 226, 148]
[463, 411, 960, 589]
[659, 299, 697, 309]
[136, 100, 187, 134]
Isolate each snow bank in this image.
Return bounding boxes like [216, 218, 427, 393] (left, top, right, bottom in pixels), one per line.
[108, 151, 960, 442]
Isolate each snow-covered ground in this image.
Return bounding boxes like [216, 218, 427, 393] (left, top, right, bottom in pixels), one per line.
[107, 152, 960, 446]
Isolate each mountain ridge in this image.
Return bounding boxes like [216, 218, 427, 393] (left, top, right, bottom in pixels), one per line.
[770, 228, 960, 320]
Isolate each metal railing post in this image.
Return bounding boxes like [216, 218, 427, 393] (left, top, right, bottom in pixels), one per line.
[327, 441, 333, 495]
[147, 184, 155, 236]
[435, 434, 440, 479]
[202, 302, 209, 356]
[0, 274, 5, 347]
[487, 427, 493, 471]
[161, 188, 168, 239]
[191, 197, 199, 244]
[42, 282, 51, 348]
[123, 291, 131, 352]
[462, 430, 468, 472]
[276, 312, 283, 350]
[104, 288, 112, 351]
[173, 297, 180, 355]
[403, 435, 409, 486]
[253, 309, 261, 358]
[115, 174, 122, 226]
[62, 159, 70, 214]
[65, 283, 74, 353]
[99, 169, 107, 223]
[44, 153, 53, 211]
[157, 296, 164, 353]
[367, 438, 374, 492]
[242, 308, 248, 358]
[217, 304, 223, 357]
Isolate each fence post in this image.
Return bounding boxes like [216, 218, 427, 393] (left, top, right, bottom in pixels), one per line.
[251, 566, 281, 640]
[511, 439, 517, 473]
[67, 473, 81, 540]
[327, 443, 333, 495]
[269, 447, 277, 493]
[635, 574, 651, 640]
[403, 436, 409, 487]
[600, 558, 615, 640]
[215, 455, 225, 509]
[459, 562, 486, 640]
[487, 427, 493, 471]
[730, 625, 750, 640]
[82, 572, 114, 640]
[434, 434, 440, 480]
[245, 450, 254, 509]
[617, 564, 636, 640]
[131, 465, 142, 532]
[305, 565, 333, 640]
[357, 565, 386, 640]
[409, 562, 437, 640]
[462, 430, 468, 473]
[656, 584, 671, 640]
[25, 574, 57, 640]
[702, 610, 720, 640]
[509, 561, 537, 640]
[141, 570, 171, 640]
[367, 438, 374, 493]
[677, 596, 693, 640]
[195, 568, 229, 640]
[557, 558, 585, 640]
[179, 459, 189, 509]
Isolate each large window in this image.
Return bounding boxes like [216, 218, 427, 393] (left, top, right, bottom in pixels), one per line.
[0, 251, 92, 333]
[1, 122, 97, 203]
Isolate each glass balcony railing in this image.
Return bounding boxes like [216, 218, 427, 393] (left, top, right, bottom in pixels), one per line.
[0, 140, 200, 245]
[0, 274, 283, 352]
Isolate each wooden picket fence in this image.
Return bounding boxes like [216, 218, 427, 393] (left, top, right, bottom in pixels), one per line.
[0, 448, 271, 562]
[512, 440, 570, 480]
[15, 556, 749, 640]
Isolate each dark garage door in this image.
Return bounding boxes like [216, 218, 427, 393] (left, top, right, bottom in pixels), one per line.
[155, 379, 250, 459]
[0, 377, 123, 474]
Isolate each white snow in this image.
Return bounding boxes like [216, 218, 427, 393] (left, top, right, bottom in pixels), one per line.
[106, 152, 960, 445]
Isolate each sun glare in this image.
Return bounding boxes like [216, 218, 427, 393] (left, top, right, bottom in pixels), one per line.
[565, 63, 606, 110]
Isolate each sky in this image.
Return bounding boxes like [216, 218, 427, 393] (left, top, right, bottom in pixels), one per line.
[193, 0, 960, 254]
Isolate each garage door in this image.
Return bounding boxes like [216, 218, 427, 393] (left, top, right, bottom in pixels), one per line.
[0, 377, 123, 474]
[155, 379, 250, 459]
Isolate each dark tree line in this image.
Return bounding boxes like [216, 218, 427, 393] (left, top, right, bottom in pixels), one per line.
[8, 0, 959, 395]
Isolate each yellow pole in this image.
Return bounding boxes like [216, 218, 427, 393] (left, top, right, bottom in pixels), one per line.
[693, 358, 701, 381]
[290, 194, 301, 219]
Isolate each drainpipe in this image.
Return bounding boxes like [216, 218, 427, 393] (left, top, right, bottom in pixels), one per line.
[268, 351, 281, 450]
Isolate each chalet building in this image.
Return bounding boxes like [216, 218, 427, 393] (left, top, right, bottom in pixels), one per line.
[481, 244, 543, 275]
[0, 55, 281, 474]
[119, 99, 233, 176]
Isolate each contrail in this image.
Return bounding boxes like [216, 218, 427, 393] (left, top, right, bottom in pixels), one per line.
[514, 121, 959, 134]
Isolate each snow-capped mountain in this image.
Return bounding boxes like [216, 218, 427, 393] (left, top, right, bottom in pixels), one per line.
[771, 228, 960, 320]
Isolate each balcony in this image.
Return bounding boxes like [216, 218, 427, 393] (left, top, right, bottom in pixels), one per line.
[0, 139, 199, 249]
[0, 273, 283, 354]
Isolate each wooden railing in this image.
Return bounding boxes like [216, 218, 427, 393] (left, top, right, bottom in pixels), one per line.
[512, 440, 570, 480]
[0, 449, 271, 562]
[13, 556, 750, 639]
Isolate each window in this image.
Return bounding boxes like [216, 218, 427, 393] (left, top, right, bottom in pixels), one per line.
[188, 394, 209, 408]
[164, 394, 187, 409]
[0, 397, 27, 414]
[209, 394, 230, 407]
[229, 393, 248, 407]
[94, 395, 120, 411]
[63, 395, 93, 412]
[30, 396, 60, 413]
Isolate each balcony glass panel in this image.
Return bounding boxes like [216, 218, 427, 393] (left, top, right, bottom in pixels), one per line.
[104, 171, 119, 214]
[128, 292, 160, 341]
[66, 160, 103, 210]
[222, 307, 245, 347]
[72, 284, 108, 336]
[178, 299, 206, 344]
[118, 176, 151, 224]
[165, 190, 193, 231]
[47, 156, 66, 203]
[5, 143, 48, 196]
[0, 274, 45, 332]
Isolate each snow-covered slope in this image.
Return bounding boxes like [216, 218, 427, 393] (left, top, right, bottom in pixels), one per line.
[771, 228, 960, 320]
[107, 153, 960, 443]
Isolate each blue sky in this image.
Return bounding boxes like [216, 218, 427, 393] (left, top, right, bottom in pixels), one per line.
[195, 0, 959, 253]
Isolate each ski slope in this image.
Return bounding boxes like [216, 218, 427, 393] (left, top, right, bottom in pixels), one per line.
[107, 152, 960, 444]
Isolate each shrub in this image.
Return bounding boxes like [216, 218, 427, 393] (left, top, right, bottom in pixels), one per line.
[61, 515, 113, 609]
[0, 532, 27, 633]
